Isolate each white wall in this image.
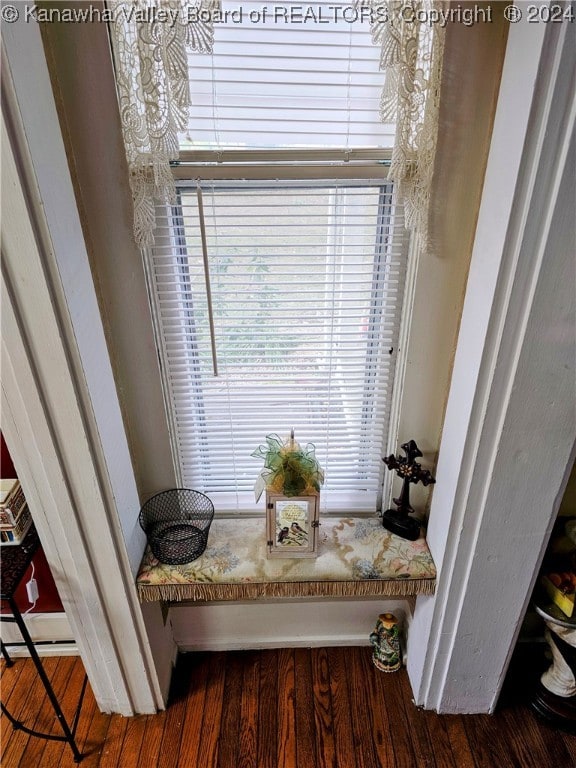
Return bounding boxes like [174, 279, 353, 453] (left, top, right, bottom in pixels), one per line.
[40, 7, 177, 504]
[392, 10, 508, 511]
[170, 599, 412, 653]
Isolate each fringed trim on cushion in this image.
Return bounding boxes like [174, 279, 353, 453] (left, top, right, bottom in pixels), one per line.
[138, 577, 436, 603]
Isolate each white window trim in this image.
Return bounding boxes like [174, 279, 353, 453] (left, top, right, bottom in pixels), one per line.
[171, 153, 392, 181]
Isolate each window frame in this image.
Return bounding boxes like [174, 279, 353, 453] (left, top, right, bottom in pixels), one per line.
[142, 152, 417, 517]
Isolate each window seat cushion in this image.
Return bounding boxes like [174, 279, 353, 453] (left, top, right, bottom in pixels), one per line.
[136, 516, 436, 602]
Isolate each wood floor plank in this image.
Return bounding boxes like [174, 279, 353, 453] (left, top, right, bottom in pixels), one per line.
[462, 713, 519, 768]
[439, 716, 476, 768]
[97, 710, 130, 768]
[0, 656, 27, 751]
[237, 650, 260, 768]
[293, 648, 318, 768]
[216, 651, 243, 768]
[196, 651, 227, 768]
[327, 647, 358, 768]
[358, 644, 395, 768]
[257, 648, 279, 768]
[312, 645, 337, 768]
[31, 655, 86, 768]
[277, 647, 296, 768]
[155, 652, 194, 768]
[0, 656, 34, 758]
[492, 640, 576, 768]
[1, 653, 45, 757]
[138, 709, 168, 768]
[346, 647, 380, 768]
[177, 651, 210, 768]
[559, 730, 576, 764]
[421, 711, 458, 768]
[63, 675, 112, 768]
[1, 656, 61, 767]
[394, 667, 437, 768]
[373, 666, 417, 768]
[118, 715, 148, 768]
[17, 656, 75, 768]
[497, 703, 575, 768]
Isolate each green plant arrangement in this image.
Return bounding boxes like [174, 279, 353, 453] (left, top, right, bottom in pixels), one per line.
[252, 432, 325, 501]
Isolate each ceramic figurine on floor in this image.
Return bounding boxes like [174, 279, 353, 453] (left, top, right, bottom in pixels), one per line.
[370, 612, 402, 672]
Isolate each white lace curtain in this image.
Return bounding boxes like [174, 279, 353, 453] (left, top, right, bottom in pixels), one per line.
[372, 0, 445, 253]
[108, 0, 445, 250]
[108, 0, 217, 247]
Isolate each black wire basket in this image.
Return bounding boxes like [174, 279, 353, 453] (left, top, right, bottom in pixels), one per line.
[139, 489, 214, 565]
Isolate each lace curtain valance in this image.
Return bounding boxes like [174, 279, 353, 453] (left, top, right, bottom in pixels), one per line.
[373, 0, 445, 253]
[108, 0, 445, 251]
[108, 0, 218, 247]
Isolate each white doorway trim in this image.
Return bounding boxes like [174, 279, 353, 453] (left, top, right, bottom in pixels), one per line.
[408, 16, 576, 712]
[1, 27, 167, 714]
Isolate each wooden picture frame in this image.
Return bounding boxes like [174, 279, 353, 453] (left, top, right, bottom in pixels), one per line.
[266, 493, 319, 558]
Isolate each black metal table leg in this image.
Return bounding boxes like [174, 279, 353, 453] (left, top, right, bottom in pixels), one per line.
[1, 521, 86, 761]
[1, 597, 85, 762]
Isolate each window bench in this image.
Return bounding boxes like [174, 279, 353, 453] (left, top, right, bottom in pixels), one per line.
[136, 517, 436, 603]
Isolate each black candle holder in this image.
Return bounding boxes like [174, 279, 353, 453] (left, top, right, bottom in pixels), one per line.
[382, 440, 435, 541]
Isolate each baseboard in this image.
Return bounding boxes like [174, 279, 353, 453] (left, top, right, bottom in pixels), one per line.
[2, 642, 79, 658]
[1, 611, 75, 656]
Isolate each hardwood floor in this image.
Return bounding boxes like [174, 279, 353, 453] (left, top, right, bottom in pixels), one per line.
[1, 645, 575, 767]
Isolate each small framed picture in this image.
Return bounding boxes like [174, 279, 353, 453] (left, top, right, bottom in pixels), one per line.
[266, 493, 319, 558]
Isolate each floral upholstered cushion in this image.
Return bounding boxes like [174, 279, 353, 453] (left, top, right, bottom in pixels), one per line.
[136, 516, 436, 602]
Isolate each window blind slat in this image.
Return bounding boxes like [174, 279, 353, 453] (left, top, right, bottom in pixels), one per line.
[147, 180, 409, 514]
[181, 0, 392, 151]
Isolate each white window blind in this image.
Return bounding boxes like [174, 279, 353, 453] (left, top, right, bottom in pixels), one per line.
[181, 0, 394, 150]
[147, 180, 409, 514]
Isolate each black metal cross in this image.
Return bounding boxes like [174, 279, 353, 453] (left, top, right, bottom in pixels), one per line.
[382, 440, 436, 540]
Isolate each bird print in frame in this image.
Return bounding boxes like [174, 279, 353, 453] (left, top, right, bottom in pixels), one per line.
[266, 494, 319, 558]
